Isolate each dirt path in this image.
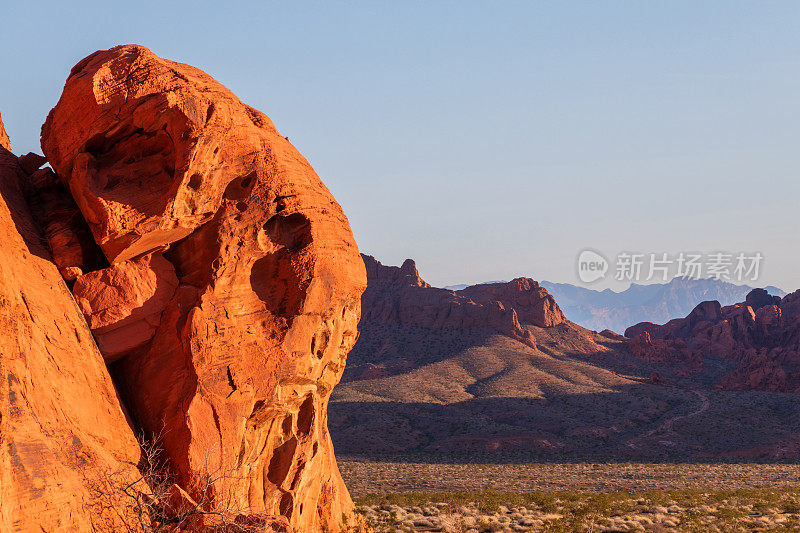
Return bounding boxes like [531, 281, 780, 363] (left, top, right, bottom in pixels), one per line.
[630, 389, 710, 444]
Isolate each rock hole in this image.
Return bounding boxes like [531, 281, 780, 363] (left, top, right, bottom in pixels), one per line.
[250, 252, 304, 318]
[188, 173, 202, 190]
[80, 123, 177, 219]
[314, 330, 330, 359]
[222, 171, 256, 202]
[262, 213, 311, 253]
[282, 414, 293, 436]
[267, 436, 297, 486]
[279, 492, 293, 518]
[297, 394, 314, 437]
[273, 194, 295, 213]
[226, 366, 236, 396]
[250, 213, 312, 319]
[251, 399, 265, 413]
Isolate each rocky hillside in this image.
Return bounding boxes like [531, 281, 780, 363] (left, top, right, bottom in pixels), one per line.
[359, 255, 563, 359]
[626, 288, 800, 393]
[1, 45, 365, 532]
[541, 277, 786, 334]
[330, 256, 800, 461]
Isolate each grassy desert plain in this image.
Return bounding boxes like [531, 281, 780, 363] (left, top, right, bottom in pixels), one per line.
[341, 461, 800, 531]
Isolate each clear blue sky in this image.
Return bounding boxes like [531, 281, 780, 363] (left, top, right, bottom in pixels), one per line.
[2, 1, 798, 291]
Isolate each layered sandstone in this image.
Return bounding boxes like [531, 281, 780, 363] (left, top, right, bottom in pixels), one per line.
[0, 129, 141, 531]
[625, 289, 800, 392]
[42, 45, 367, 532]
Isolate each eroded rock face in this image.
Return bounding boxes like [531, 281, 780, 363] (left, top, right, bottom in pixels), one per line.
[625, 290, 800, 392]
[27, 165, 108, 280]
[42, 45, 367, 532]
[0, 132, 141, 531]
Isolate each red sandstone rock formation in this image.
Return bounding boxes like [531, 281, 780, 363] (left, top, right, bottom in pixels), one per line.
[627, 331, 685, 364]
[0, 126, 141, 531]
[625, 289, 800, 392]
[360, 254, 566, 349]
[42, 45, 367, 532]
[0, 110, 9, 150]
[458, 278, 565, 327]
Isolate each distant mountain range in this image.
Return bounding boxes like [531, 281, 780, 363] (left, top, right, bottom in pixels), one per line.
[539, 278, 786, 334]
[447, 278, 786, 334]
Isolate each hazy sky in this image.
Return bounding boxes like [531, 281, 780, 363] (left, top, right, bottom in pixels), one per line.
[2, 2, 798, 291]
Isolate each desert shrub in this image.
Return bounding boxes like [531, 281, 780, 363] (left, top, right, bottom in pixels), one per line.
[85, 432, 264, 532]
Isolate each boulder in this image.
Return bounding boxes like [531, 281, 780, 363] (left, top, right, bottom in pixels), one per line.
[72, 253, 178, 362]
[42, 45, 367, 532]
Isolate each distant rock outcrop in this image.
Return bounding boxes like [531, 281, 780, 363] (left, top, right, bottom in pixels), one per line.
[457, 278, 565, 328]
[361, 254, 565, 349]
[333, 257, 800, 461]
[626, 289, 800, 392]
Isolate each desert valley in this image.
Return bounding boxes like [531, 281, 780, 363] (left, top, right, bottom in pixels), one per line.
[332, 255, 799, 460]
